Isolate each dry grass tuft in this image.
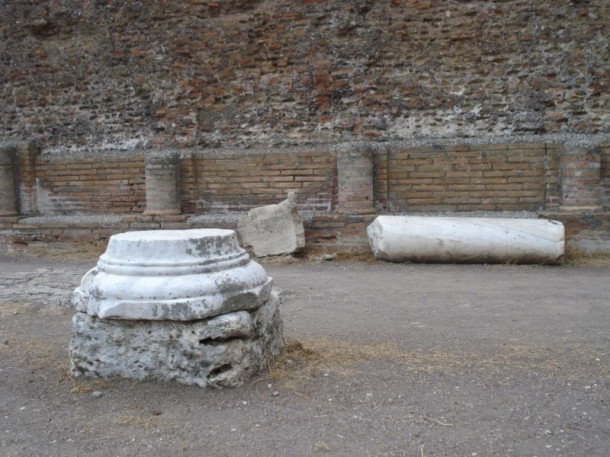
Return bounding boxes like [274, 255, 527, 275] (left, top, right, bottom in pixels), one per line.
[112, 414, 158, 429]
[70, 380, 109, 394]
[0, 301, 30, 316]
[256, 247, 377, 264]
[333, 249, 376, 263]
[264, 337, 607, 388]
[265, 338, 468, 386]
[258, 254, 303, 265]
[18, 241, 106, 261]
[289, 246, 377, 263]
[70, 384, 93, 394]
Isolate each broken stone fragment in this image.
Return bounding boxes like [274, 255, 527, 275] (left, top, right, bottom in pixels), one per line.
[237, 192, 305, 257]
[367, 215, 564, 264]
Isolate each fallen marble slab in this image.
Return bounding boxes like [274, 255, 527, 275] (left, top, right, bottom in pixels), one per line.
[367, 215, 564, 264]
[238, 192, 305, 257]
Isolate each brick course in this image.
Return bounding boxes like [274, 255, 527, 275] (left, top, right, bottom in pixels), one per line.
[373, 143, 553, 212]
[35, 156, 146, 215]
[26, 142, 602, 219]
[188, 149, 336, 213]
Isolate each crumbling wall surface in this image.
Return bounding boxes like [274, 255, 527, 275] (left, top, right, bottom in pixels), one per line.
[1, 0, 608, 151]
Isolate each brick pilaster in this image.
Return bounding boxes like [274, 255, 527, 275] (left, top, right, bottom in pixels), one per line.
[144, 152, 181, 215]
[560, 146, 601, 210]
[16, 142, 40, 215]
[0, 144, 18, 216]
[336, 145, 375, 214]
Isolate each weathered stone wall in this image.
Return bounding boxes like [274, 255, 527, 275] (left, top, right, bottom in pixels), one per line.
[1, 0, 608, 151]
[1, 1, 609, 254]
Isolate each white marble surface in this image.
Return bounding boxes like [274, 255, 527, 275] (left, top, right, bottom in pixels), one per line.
[73, 229, 272, 320]
[238, 192, 305, 257]
[368, 215, 565, 264]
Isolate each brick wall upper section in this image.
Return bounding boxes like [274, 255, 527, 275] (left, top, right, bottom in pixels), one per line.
[373, 143, 558, 212]
[1, 1, 608, 151]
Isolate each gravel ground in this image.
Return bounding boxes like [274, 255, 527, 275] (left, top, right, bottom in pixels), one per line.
[0, 256, 608, 457]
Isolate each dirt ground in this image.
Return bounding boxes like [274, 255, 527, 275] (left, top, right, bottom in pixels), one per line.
[0, 255, 608, 457]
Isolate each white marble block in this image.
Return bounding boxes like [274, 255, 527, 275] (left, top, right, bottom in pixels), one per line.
[367, 216, 564, 264]
[69, 229, 283, 387]
[238, 192, 305, 257]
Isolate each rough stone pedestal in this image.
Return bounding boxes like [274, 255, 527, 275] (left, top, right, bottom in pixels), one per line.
[69, 229, 283, 388]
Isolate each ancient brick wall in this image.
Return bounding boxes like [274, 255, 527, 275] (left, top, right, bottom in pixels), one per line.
[182, 149, 336, 213]
[1, 0, 607, 151]
[1, 1, 609, 254]
[25, 148, 335, 216]
[22, 141, 609, 218]
[34, 155, 146, 215]
[5, 140, 607, 217]
[374, 143, 561, 212]
[1, 140, 609, 254]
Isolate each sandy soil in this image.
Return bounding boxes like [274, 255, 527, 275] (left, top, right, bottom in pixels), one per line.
[0, 256, 608, 456]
